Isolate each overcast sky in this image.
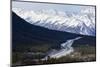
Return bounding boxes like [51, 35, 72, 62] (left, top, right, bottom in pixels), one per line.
[12, 1, 95, 14]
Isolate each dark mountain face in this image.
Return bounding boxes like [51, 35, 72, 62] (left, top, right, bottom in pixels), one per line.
[12, 12, 96, 51]
[73, 36, 96, 47]
[12, 12, 79, 44]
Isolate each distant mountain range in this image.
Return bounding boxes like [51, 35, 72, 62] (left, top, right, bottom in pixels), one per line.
[12, 7, 96, 36]
[12, 12, 96, 52]
[12, 12, 80, 48]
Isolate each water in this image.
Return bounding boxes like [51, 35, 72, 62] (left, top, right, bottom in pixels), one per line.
[43, 37, 82, 60]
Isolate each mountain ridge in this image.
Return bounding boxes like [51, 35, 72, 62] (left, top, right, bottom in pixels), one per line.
[12, 7, 96, 36]
[12, 12, 95, 52]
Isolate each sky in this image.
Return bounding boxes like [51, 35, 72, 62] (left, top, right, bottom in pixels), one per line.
[12, 1, 95, 14]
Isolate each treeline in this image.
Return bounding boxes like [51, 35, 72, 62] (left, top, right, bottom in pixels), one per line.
[12, 44, 96, 66]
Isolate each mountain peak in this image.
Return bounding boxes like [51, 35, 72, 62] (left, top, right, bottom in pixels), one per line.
[12, 7, 96, 36]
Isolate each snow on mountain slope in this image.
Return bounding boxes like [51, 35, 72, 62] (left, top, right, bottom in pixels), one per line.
[12, 7, 96, 36]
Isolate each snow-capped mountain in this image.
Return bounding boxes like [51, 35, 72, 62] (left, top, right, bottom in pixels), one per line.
[12, 7, 96, 36]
